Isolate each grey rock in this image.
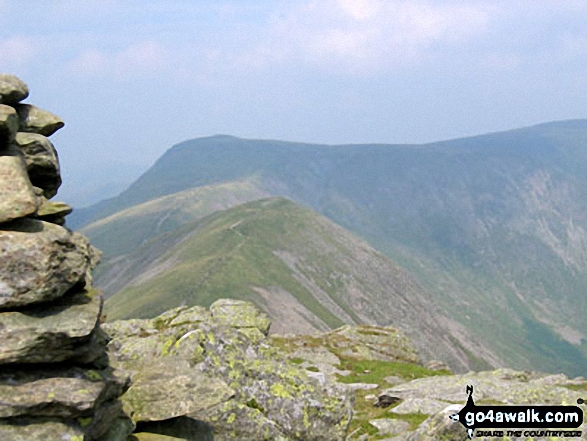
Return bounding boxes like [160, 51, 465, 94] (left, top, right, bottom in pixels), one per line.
[383, 368, 582, 404]
[16, 104, 64, 136]
[35, 200, 72, 225]
[0, 104, 18, 142]
[0, 419, 85, 441]
[121, 358, 235, 423]
[424, 360, 451, 372]
[0, 288, 105, 364]
[389, 398, 448, 415]
[105, 303, 354, 441]
[0, 145, 37, 223]
[210, 298, 271, 335]
[326, 325, 420, 363]
[127, 416, 212, 441]
[406, 404, 467, 441]
[15, 132, 61, 198]
[97, 411, 135, 441]
[369, 418, 410, 436]
[197, 401, 290, 441]
[0, 74, 28, 104]
[0, 219, 95, 308]
[0, 365, 128, 419]
[345, 382, 379, 391]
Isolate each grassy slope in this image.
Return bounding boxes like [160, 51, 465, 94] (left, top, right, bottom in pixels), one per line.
[104, 198, 477, 371]
[82, 121, 587, 376]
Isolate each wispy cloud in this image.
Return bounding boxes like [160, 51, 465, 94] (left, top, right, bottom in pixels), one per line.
[218, 0, 493, 74]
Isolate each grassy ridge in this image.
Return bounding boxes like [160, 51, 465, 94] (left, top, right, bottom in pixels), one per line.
[104, 198, 473, 371]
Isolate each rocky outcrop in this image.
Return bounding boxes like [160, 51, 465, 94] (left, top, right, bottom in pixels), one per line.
[269, 326, 587, 440]
[0, 74, 131, 440]
[102, 296, 587, 441]
[103, 300, 354, 441]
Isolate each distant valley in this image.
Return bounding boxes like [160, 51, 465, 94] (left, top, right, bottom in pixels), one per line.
[74, 120, 587, 377]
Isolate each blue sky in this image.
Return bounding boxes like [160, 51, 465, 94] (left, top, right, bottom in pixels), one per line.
[2, 0, 587, 206]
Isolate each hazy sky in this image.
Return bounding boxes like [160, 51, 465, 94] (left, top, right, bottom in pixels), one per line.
[2, 0, 587, 206]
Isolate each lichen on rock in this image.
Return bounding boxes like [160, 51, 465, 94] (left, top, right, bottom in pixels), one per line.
[104, 301, 354, 440]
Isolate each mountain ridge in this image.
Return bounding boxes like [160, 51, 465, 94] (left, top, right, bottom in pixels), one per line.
[78, 119, 587, 376]
[102, 197, 487, 371]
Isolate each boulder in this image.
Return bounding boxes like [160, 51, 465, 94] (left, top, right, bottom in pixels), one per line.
[0, 288, 105, 364]
[0, 219, 96, 308]
[104, 303, 354, 441]
[15, 104, 64, 136]
[0, 74, 28, 104]
[0, 104, 18, 142]
[121, 358, 234, 423]
[14, 132, 61, 198]
[325, 325, 419, 363]
[198, 323, 353, 441]
[210, 298, 271, 335]
[0, 146, 37, 223]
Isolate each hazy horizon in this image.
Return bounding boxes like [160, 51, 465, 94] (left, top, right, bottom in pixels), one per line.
[2, 1, 587, 206]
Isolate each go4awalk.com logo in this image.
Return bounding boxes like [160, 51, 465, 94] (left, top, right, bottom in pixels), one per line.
[449, 385, 584, 439]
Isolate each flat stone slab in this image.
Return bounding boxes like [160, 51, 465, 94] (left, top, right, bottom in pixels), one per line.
[0, 219, 94, 308]
[0, 288, 104, 364]
[0, 74, 28, 104]
[0, 365, 128, 419]
[35, 200, 72, 225]
[16, 104, 64, 136]
[0, 147, 37, 223]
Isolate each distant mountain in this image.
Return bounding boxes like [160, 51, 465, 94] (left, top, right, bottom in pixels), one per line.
[77, 120, 587, 377]
[101, 198, 479, 371]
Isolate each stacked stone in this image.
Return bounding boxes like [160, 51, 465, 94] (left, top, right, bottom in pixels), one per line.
[0, 74, 132, 441]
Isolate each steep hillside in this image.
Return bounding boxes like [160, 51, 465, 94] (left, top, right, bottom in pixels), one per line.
[102, 198, 483, 371]
[78, 120, 587, 376]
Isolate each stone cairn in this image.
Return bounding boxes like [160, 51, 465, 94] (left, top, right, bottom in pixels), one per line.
[0, 74, 132, 441]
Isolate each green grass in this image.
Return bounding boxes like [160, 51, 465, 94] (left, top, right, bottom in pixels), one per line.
[346, 389, 398, 439]
[388, 412, 429, 430]
[336, 359, 451, 384]
[561, 383, 587, 392]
